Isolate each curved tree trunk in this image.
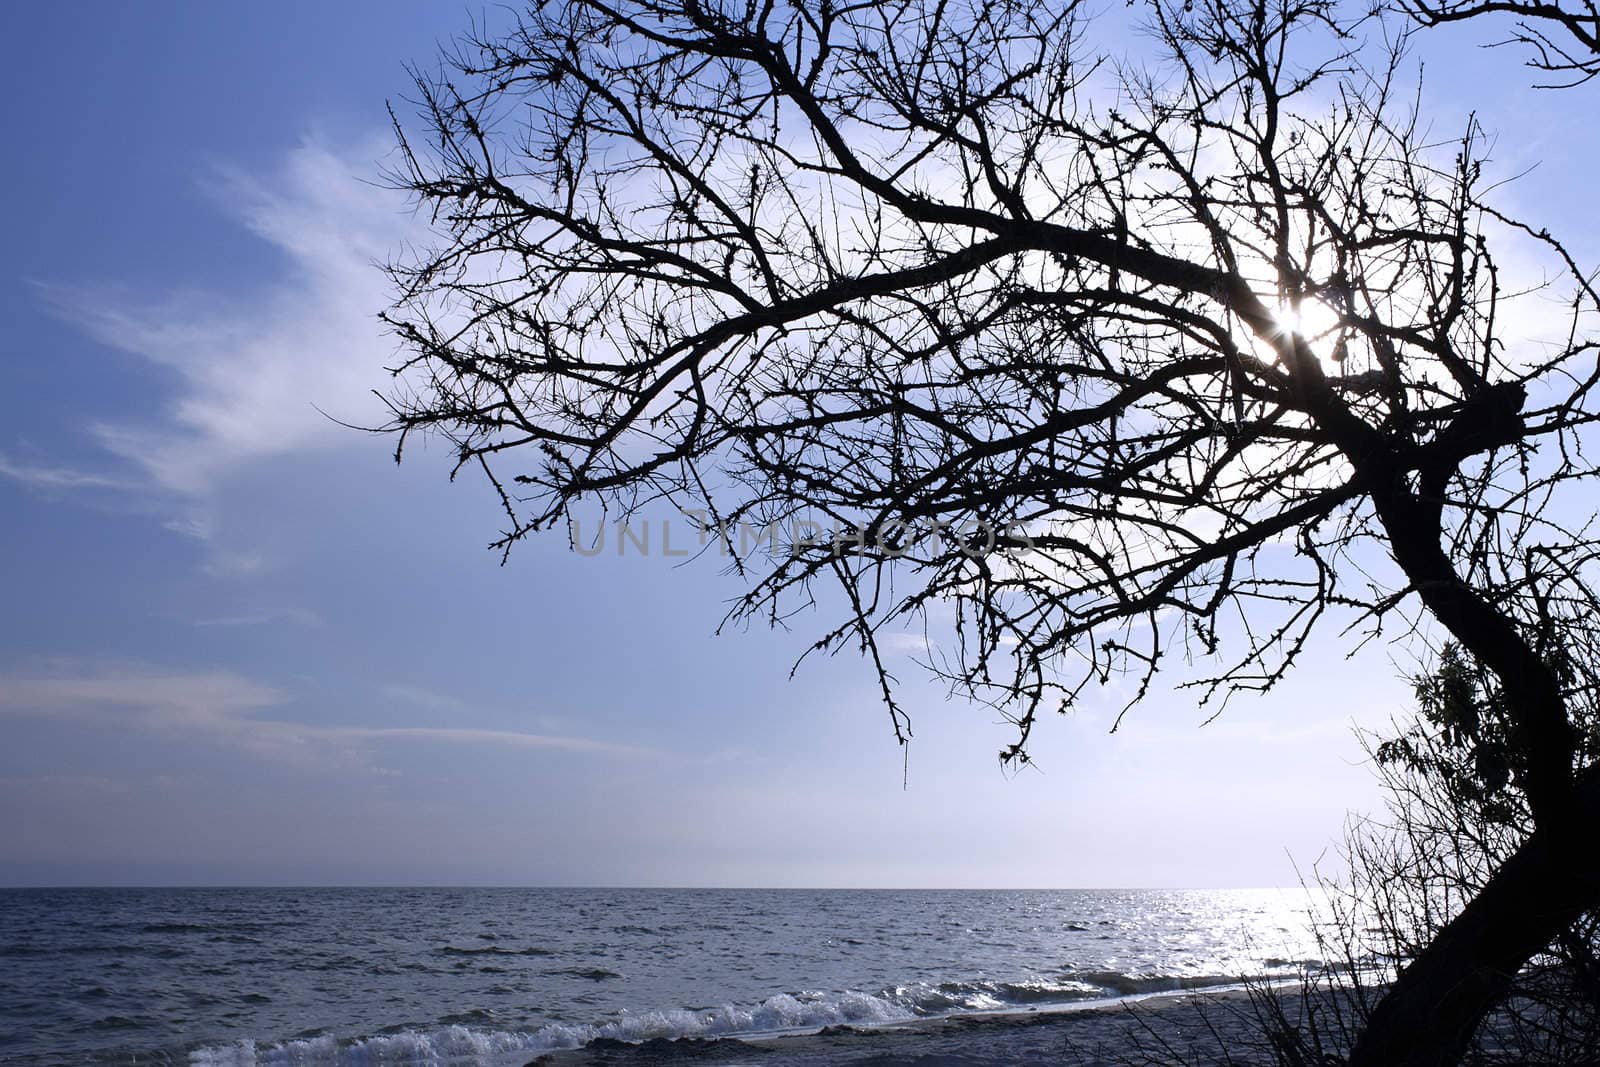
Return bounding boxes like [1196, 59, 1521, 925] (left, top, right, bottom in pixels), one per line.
[1349, 777, 1600, 1067]
[1334, 469, 1600, 1062]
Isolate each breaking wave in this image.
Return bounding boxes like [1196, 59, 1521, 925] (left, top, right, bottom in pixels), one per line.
[188, 970, 1295, 1066]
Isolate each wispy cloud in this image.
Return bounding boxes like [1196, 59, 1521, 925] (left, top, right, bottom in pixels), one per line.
[882, 632, 933, 658]
[0, 666, 644, 764]
[381, 683, 477, 716]
[39, 136, 410, 497]
[0, 670, 285, 720]
[200, 550, 269, 579]
[324, 725, 634, 754]
[0, 451, 142, 492]
[380, 683, 575, 736]
[190, 607, 325, 629]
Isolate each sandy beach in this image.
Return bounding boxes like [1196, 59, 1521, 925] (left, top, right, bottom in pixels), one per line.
[528, 988, 1310, 1067]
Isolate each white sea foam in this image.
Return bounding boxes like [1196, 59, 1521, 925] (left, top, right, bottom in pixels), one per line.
[189, 1026, 545, 1065]
[187, 975, 1275, 1066]
[188, 988, 918, 1066]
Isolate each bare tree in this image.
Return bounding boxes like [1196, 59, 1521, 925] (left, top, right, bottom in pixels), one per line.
[378, 0, 1600, 1062]
[1401, 0, 1599, 85]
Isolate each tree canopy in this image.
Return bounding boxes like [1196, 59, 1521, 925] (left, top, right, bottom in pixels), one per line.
[380, 0, 1600, 1062]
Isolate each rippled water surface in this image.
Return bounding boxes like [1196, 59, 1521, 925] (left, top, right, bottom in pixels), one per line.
[0, 887, 1323, 1065]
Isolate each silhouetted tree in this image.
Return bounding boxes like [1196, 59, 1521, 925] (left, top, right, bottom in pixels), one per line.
[1402, 0, 1599, 85]
[379, 0, 1600, 1062]
[1364, 640, 1600, 1063]
[1228, 637, 1600, 1065]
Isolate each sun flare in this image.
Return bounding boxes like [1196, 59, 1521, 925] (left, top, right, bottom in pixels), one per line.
[1272, 299, 1341, 341]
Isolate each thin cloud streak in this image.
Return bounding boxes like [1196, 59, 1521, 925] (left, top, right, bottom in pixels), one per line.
[326, 726, 644, 754]
[0, 451, 143, 492]
[0, 668, 646, 762]
[189, 608, 326, 629]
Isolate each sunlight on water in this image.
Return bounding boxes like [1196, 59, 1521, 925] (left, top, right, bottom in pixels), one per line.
[0, 887, 1332, 1066]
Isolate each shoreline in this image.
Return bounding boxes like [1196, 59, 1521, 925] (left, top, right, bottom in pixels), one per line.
[529, 986, 1296, 1066]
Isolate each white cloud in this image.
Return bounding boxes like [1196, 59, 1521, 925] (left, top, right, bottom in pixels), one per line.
[46, 136, 411, 496]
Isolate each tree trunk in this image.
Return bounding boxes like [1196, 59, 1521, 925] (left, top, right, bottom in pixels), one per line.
[1348, 778, 1600, 1067]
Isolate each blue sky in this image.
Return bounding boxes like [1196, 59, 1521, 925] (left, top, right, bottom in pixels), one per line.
[0, 2, 1588, 887]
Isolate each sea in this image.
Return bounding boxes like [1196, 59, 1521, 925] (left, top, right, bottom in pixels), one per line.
[0, 887, 1327, 1066]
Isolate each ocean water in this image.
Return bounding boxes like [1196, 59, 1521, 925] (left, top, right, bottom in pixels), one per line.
[0, 887, 1324, 1066]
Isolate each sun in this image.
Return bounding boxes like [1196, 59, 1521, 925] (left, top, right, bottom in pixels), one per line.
[1272, 298, 1341, 340]
[1267, 298, 1349, 367]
